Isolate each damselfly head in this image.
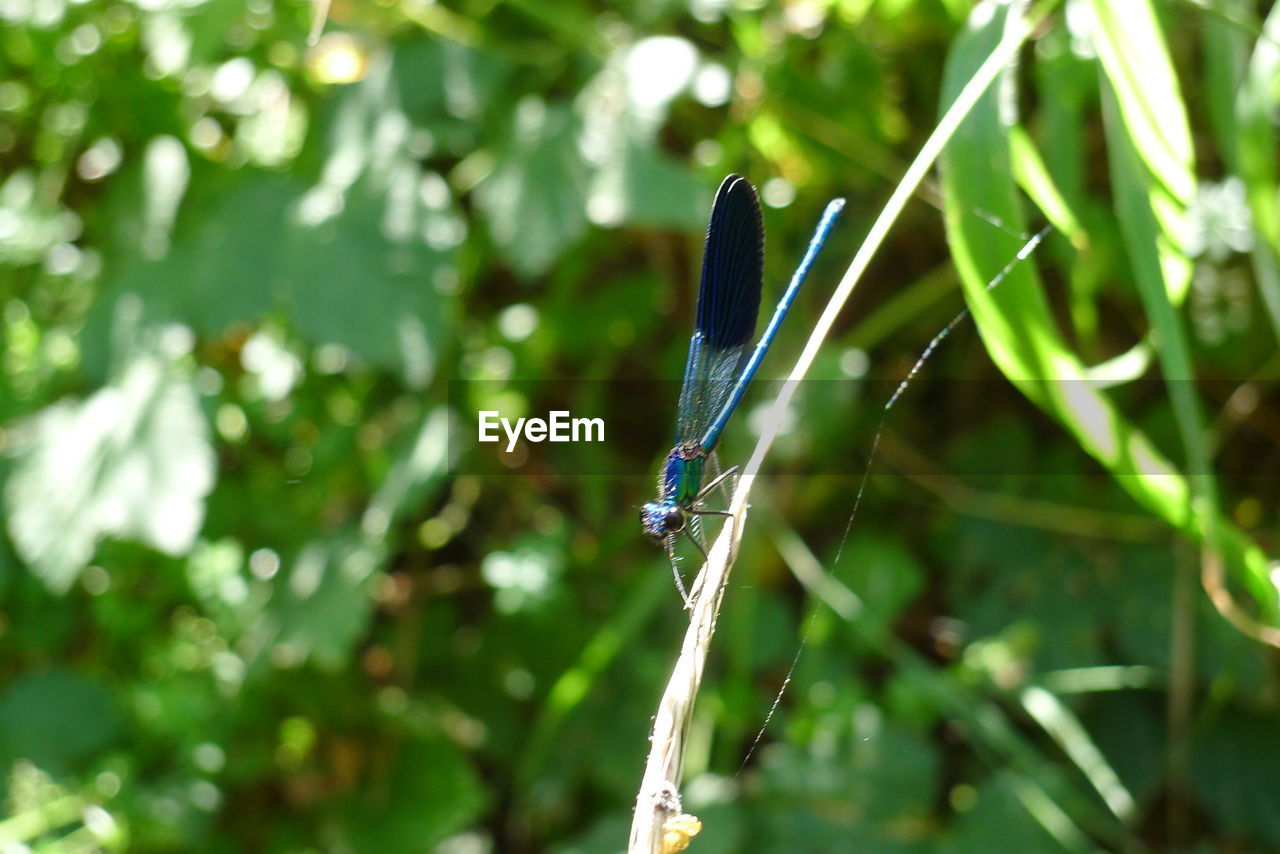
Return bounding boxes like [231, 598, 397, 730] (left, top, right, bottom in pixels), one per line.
[640, 502, 685, 540]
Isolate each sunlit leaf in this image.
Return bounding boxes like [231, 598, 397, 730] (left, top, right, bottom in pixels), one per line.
[579, 36, 706, 230]
[475, 99, 588, 277]
[95, 172, 453, 376]
[1083, 0, 1194, 207]
[268, 537, 381, 669]
[589, 136, 706, 231]
[5, 341, 215, 592]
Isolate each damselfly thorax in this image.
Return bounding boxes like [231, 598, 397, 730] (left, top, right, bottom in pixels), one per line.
[639, 443, 706, 540]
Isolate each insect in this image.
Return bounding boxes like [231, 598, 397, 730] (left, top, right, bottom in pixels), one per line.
[640, 174, 845, 602]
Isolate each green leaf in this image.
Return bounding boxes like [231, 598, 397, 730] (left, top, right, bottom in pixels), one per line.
[1031, 26, 1094, 222]
[105, 176, 297, 335]
[96, 171, 454, 376]
[393, 39, 510, 129]
[1093, 18, 1194, 311]
[754, 727, 938, 851]
[187, 0, 247, 65]
[588, 135, 706, 230]
[579, 36, 707, 230]
[284, 183, 450, 385]
[944, 774, 1074, 853]
[1082, 693, 1166, 804]
[474, 100, 589, 277]
[0, 670, 120, 774]
[517, 569, 668, 790]
[344, 737, 488, 852]
[547, 812, 633, 854]
[5, 338, 215, 592]
[1191, 709, 1280, 846]
[839, 534, 924, 634]
[268, 537, 381, 669]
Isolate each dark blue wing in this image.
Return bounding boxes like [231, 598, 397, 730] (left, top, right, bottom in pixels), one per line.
[674, 174, 764, 447]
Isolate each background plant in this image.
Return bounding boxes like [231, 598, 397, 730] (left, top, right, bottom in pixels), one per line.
[1, 0, 1278, 851]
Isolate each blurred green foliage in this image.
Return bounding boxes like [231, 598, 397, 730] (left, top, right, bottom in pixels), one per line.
[1, 0, 1279, 851]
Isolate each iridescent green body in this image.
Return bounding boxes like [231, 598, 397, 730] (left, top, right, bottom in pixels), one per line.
[640, 443, 705, 540]
[667, 445, 704, 506]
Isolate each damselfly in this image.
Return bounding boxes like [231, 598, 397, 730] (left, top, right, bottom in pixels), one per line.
[640, 174, 845, 602]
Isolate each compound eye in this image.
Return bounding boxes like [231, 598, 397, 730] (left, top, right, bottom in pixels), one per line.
[663, 506, 685, 533]
[640, 504, 667, 540]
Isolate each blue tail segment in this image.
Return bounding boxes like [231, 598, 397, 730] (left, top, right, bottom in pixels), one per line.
[698, 195, 846, 451]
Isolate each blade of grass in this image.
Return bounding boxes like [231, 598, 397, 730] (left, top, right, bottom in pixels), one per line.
[1237, 3, 1280, 249]
[1100, 79, 1209, 509]
[1201, 0, 1253, 174]
[1083, 340, 1153, 388]
[1236, 4, 1280, 343]
[1032, 27, 1092, 222]
[1009, 124, 1087, 250]
[1084, 0, 1194, 206]
[1041, 666, 1161, 693]
[1021, 685, 1137, 824]
[1086, 0, 1195, 304]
